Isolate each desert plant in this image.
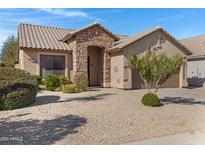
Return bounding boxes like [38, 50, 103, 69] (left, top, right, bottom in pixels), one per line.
[73, 73, 88, 91]
[62, 84, 76, 93]
[129, 47, 183, 93]
[0, 35, 18, 67]
[0, 67, 38, 110]
[74, 86, 83, 93]
[62, 84, 83, 93]
[141, 92, 162, 107]
[44, 75, 60, 91]
[34, 75, 42, 86]
[58, 75, 68, 85]
[62, 84, 74, 93]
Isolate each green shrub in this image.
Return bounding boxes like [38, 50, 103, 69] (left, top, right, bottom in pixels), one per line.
[44, 75, 60, 91]
[141, 93, 162, 107]
[62, 84, 76, 93]
[62, 84, 83, 93]
[58, 75, 68, 85]
[1, 89, 33, 110]
[0, 67, 38, 110]
[74, 86, 83, 93]
[34, 75, 42, 86]
[73, 73, 88, 91]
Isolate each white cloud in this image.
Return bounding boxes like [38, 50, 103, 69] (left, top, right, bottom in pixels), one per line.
[155, 14, 185, 22]
[39, 8, 102, 21]
[40, 8, 88, 18]
[175, 28, 204, 39]
[89, 9, 124, 15]
[0, 16, 64, 26]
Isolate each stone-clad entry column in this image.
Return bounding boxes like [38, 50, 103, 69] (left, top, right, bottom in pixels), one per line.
[70, 25, 117, 87]
[73, 43, 88, 75]
[103, 51, 111, 87]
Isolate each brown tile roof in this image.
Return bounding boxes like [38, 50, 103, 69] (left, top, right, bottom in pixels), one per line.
[116, 34, 129, 39]
[18, 23, 192, 56]
[61, 22, 120, 42]
[109, 26, 192, 55]
[180, 35, 205, 58]
[110, 27, 161, 50]
[18, 23, 74, 51]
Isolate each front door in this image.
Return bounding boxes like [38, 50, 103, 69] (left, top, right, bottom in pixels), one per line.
[87, 56, 91, 86]
[87, 46, 102, 86]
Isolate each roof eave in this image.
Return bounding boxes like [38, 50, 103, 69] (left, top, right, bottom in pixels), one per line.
[188, 55, 205, 60]
[107, 47, 121, 53]
[110, 27, 163, 52]
[19, 46, 73, 53]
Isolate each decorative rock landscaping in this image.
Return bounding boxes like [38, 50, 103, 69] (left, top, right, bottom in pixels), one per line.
[0, 87, 205, 144]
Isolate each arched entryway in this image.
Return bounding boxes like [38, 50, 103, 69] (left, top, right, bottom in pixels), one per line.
[87, 46, 104, 86]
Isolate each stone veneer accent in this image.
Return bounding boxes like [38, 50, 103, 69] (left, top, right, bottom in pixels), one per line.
[67, 26, 116, 87]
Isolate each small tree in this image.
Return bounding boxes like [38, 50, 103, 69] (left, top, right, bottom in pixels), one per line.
[0, 35, 18, 67]
[129, 47, 183, 93]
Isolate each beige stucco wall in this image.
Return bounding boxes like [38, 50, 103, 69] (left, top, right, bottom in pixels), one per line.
[110, 52, 124, 88]
[121, 30, 188, 89]
[19, 49, 38, 75]
[18, 49, 24, 70]
[18, 48, 72, 79]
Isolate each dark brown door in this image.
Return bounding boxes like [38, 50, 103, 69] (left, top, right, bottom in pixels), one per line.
[160, 73, 179, 88]
[87, 56, 90, 86]
[132, 70, 179, 89]
[132, 70, 142, 89]
[87, 47, 102, 86]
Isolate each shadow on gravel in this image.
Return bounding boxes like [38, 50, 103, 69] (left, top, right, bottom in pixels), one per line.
[34, 95, 61, 106]
[0, 115, 87, 145]
[34, 93, 116, 106]
[60, 93, 116, 103]
[161, 97, 205, 105]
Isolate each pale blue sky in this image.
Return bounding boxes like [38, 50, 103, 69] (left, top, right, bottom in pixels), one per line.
[0, 8, 205, 51]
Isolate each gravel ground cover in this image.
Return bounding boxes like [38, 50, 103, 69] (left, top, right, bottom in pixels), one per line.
[0, 87, 205, 144]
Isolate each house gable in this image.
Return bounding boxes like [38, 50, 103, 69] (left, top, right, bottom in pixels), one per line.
[123, 30, 191, 57]
[109, 27, 192, 56]
[61, 23, 120, 42]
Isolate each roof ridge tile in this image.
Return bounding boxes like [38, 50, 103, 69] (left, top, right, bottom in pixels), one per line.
[19, 23, 75, 32]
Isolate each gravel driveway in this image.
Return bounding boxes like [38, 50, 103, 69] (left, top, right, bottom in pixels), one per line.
[1, 87, 205, 144]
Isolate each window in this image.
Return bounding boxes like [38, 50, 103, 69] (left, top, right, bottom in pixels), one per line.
[40, 55, 65, 78]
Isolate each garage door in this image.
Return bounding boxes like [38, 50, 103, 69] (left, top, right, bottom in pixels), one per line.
[160, 73, 179, 88]
[187, 60, 205, 87]
[132, 70, 180, 89]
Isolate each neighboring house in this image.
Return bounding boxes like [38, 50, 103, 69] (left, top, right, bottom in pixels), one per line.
[181, 35, 205, 87]
[17, 23, 192, 89]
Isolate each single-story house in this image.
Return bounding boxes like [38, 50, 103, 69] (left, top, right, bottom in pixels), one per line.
[16, 22, 192, 89]
[181, 35, 205, 86]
